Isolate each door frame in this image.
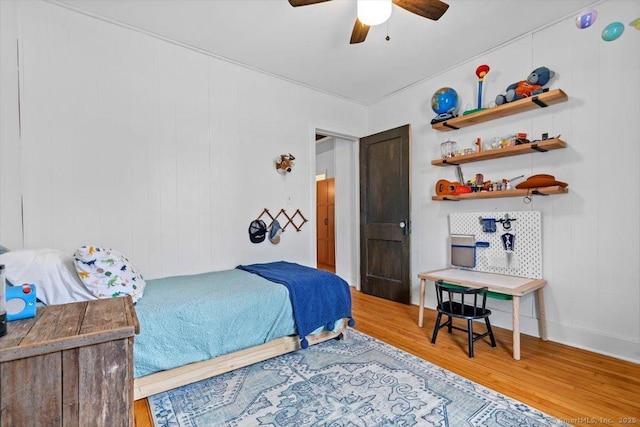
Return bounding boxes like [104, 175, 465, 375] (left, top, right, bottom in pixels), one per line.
[309, 124, 361, 290]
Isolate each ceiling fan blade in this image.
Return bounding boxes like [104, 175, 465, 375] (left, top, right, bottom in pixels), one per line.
[350, 19, 370, 44]
[288, 0, 331, 6]
[393, 0, 449, 21]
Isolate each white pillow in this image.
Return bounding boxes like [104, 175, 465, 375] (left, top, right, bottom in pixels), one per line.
[73, 246, 145, 304]
[0, 249, 97, 305]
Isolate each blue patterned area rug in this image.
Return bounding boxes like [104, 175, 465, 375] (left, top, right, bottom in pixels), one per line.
[148, 329, 568, 427]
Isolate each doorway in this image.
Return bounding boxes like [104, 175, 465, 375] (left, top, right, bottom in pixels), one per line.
[314, 132, 358, 286]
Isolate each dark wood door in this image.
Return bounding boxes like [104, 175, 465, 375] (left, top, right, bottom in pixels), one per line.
[359, 124, 411, 304]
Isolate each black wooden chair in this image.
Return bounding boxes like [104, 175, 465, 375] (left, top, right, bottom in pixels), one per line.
[431, 280, 496, 358]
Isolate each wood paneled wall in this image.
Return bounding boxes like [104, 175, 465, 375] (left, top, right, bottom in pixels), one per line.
[0, 1, 367, 280]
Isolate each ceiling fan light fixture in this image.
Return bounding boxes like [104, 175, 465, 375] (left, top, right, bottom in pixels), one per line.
[357, 0, 392, 26]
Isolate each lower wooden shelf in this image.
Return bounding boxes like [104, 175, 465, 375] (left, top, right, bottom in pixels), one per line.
[432, 185, 568, 201]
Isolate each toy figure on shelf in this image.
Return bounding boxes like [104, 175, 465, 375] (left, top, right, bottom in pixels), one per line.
[495, 66, 556, 105]
[464, 64, 490, 116]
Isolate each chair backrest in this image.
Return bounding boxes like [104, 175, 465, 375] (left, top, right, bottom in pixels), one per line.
[434, 280, 489, 318]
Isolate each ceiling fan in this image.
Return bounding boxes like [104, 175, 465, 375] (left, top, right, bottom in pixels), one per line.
[288, 0, 449, 44]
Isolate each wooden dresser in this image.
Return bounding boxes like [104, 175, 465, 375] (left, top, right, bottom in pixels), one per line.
[0, 297, 139, 426]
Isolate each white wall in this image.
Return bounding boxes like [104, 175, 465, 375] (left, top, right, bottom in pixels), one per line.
[316, 138, 335, 179]
[0, 1, 367, 282]
[368, 0, 640, 362]
[0, 0, 23, 248]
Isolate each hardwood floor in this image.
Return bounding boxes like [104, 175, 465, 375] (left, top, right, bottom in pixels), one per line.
[135, 288, 640, 427]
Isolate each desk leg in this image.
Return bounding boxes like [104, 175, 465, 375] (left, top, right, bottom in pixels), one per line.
[418, 278, 426, 328]
[535, 288, 548, 341]
[512, 296, 521, 360]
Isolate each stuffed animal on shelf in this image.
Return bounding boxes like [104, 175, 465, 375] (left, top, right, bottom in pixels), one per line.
[275, 153, 295, 175]
[495, 66, 556, 105]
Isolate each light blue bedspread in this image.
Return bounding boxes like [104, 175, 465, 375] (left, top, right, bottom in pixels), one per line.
[133, 269, 295, 378]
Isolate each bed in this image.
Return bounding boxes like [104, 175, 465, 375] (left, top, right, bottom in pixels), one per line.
[132, 261, 354, 399]
[0, 248, 354, 400]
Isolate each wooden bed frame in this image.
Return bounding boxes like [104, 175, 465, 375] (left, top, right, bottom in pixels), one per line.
[133, 319, 348, 400]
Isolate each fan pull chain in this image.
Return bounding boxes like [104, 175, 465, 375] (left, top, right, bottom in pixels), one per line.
[385, 20, 390, 41]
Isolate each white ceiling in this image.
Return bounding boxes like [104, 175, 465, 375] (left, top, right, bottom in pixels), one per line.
[55, 0, 597, 105]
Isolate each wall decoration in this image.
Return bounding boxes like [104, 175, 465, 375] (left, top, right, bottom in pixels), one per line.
[257, 208, 308, 232]
[275, 153, 295, 175]
[575, 9, 597, 29]
[602, 21, 625, 42]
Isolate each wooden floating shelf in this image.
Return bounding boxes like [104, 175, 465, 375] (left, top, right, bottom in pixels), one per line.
[432, 138, 566, 166]
[431, 89, 568, 132]
[432, 185, 568, 201]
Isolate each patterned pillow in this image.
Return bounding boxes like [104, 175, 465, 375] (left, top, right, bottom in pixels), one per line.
[73, 246, 145, 303]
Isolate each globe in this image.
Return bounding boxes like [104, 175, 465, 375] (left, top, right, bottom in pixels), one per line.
[431, 87, 458, 115]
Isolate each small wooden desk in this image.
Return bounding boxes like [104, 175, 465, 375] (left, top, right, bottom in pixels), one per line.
[418, 268, 547, 360]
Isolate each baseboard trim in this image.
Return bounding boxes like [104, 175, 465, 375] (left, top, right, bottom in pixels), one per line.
[417, 299, 639, 364]
[477, 310, 639, 364]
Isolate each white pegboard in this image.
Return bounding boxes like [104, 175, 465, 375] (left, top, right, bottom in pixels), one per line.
[449, 211, 542, 279]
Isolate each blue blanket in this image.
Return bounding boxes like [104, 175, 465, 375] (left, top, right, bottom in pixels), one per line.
[237, 261, 355, 348]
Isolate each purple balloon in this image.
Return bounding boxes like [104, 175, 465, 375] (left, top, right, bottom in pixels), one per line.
[576, 9, 597, 29]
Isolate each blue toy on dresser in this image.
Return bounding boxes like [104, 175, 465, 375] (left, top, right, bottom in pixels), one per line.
[6, 284, 37, 321]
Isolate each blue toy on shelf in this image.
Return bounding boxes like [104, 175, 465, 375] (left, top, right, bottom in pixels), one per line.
[430, 87, 459, 124]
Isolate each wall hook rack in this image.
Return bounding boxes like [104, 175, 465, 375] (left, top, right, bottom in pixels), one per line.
[257, 208, 308, 232]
